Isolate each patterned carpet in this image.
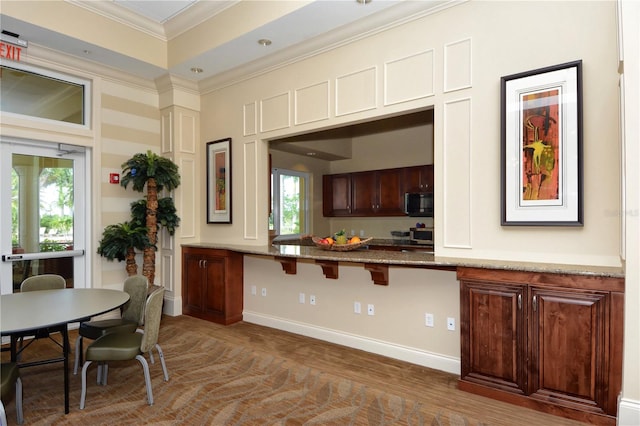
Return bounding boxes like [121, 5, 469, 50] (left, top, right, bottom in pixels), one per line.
[2, 315, 587, 425]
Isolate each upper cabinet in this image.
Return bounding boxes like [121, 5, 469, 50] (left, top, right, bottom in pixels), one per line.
[323, 165, 428, 217]
[404, 165, 434, 193]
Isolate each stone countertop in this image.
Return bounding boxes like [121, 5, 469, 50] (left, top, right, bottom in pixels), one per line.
[182, 242, 625, 278]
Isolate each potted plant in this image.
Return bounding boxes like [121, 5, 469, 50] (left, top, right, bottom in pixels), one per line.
[97, 222, 150, 276]
[120, 151, 180, 285]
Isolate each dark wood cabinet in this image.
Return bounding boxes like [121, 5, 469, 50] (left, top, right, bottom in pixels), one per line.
[404, 165, 433, 193]
[323, 174, 352, 216]
[182, 246, 243, 325]
[458, 267, 624, 425]
[323, 167, 408, 217]
[351, 169, 404, 216]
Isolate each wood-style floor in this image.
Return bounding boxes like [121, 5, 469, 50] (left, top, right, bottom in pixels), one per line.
[179, 315, 590, 426]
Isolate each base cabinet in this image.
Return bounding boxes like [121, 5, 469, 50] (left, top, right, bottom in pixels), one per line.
[458, 267, 624, 425]
[182, 247, 243, 325]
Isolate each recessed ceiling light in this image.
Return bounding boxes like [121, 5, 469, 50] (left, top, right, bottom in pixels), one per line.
[306, 152, 317, 156]
[83, 50, 91, 55]
[190, 67, 203, 74]
[356, 0, 372, 4]
[258, 39, 272, 46]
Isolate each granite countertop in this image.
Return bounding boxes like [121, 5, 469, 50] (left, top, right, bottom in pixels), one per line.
[182, 241, 624, 278]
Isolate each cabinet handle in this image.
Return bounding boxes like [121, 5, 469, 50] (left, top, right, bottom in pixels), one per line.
[532, 295, 537, 312]
[517, 294, 522, 310]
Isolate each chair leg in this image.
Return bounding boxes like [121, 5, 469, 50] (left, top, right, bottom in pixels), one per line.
[80, 360, 93, 409]
[16, 376, 23, 425]
[155, 343, 169, 381]
[73, 335, 83, 375]
[135, 355, 154, 406]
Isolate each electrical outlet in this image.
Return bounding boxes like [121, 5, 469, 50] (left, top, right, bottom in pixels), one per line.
[261, 288, 267, 297]
[425, 313, 434, 327]
[299, 292, 305, 304]
[447, 317, 455, 331]
[367, 304, 375, 316]
[251, 285, 257, 296]
[354, 301, 361, 314]
[309, 294, 316, 305]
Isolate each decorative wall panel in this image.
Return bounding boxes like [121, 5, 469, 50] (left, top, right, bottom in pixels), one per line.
[384, 49, 435, 106]
[335, 67, 377, 116]
[161, 253, 174, 292]
[244, 140, 258, 239]
[260, 93, 290, 133]
[179, 111, 196, 154]
[443, 98, 472, 248]
[295, 81, 330, 125]
[180, 158, 196, 238]
[444, 38, 472, 92]
[161, 111, 173, 153]
[244, 101, 257, 136]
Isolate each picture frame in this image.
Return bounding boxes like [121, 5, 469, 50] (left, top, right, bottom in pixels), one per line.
[206, 138, 232, 224]
[500, 60, 583, 226]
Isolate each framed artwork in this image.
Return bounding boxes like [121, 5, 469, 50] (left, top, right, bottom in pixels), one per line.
[500, 60, 583, 226]
[207, 138, 232, 223]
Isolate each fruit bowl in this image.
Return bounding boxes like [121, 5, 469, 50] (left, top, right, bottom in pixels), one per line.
[311, 236, 373, 251]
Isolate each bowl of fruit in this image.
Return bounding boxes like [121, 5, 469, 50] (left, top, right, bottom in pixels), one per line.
[312, 230, 373, 251]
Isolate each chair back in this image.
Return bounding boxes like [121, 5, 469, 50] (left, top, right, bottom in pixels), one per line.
[121, 275, 148, 325]
[20, 274, 65, 292]
[140, 286, 165, 354]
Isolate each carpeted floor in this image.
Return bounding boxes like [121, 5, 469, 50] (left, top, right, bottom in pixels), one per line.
[1, 315, 589, 425]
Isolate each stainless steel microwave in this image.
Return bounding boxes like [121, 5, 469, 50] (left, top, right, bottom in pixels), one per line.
[404, 192, 434, 217]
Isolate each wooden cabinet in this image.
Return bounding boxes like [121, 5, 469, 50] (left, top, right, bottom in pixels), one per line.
[458, 267, 624, 425]
[351, 169, 404, 216]
[404, 165, 433, 193]
[323, 167, 407, 217]
[323, 174, 352, 216]
[182, 246, 244, 325]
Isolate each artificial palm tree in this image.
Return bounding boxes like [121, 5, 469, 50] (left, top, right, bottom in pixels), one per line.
[120, 151, 180, 285]
[130, 197, 180, 236]
[97, 222, 150, 276]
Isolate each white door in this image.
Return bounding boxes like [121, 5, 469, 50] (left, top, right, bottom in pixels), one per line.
[0, 139, 89, 294]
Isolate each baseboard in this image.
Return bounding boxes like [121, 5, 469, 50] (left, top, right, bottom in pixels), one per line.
[242, 311, 460, 375]
[618, 397, 640, 426]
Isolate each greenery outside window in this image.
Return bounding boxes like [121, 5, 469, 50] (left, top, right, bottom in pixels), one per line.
[270, 168, 310, 236]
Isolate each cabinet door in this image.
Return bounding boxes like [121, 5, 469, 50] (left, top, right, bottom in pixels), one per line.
[323, 174, 351, 216]
[529, 287, 609, 413]
[376, 168, 405, 215]
[461, 280, 527, 395]
[182, 253, 204, 315]
[404, 165, 433, 192]
[203, 256, 226, 316]
[351, 171, 376, 215]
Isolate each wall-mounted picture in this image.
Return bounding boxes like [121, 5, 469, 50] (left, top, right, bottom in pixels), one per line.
[207, 138, 232, 223]
[501, 60, 583, 226]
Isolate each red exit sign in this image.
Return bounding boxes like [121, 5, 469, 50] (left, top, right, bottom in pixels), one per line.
[0, 42, 23, 62]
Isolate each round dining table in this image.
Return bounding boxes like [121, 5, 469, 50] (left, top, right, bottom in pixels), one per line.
[1, 288, 130, 414]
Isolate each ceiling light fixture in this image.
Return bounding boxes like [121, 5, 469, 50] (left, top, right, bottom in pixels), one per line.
[356, 0, 372, 4]
[306, 152, 317, 156]
[190, 67, 203, 74]
[258, 39, 272, 46]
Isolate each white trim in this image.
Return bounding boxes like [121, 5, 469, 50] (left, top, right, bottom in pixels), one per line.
[243, 311, 461, 375]
[618, 397, 640, 426]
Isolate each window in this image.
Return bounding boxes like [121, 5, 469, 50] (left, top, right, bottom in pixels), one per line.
[270, 168, 310, 236]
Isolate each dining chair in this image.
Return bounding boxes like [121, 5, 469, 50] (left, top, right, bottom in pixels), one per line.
[14, 274, 67, 358]
[80, 286, 168, 409]
[73, 275, 148, 375]
[0, 362, 24, 425]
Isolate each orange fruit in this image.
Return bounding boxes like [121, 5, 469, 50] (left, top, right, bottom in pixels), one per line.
[325, 237, 334, 245]
[349, 236, 360, 244]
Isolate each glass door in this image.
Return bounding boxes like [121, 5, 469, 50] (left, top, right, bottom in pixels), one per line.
[0, 139, 87, 294]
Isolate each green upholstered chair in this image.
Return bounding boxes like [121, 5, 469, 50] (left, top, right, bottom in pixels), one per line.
[20, 274, 66, 292]
[73, 275, 148, 375]
[1, 363, 24, 425]
[15, 274, 66, 357]
[79, 286, 168, 409]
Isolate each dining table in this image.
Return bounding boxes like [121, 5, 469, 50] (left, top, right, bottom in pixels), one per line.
[0, 288, 130, 414]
